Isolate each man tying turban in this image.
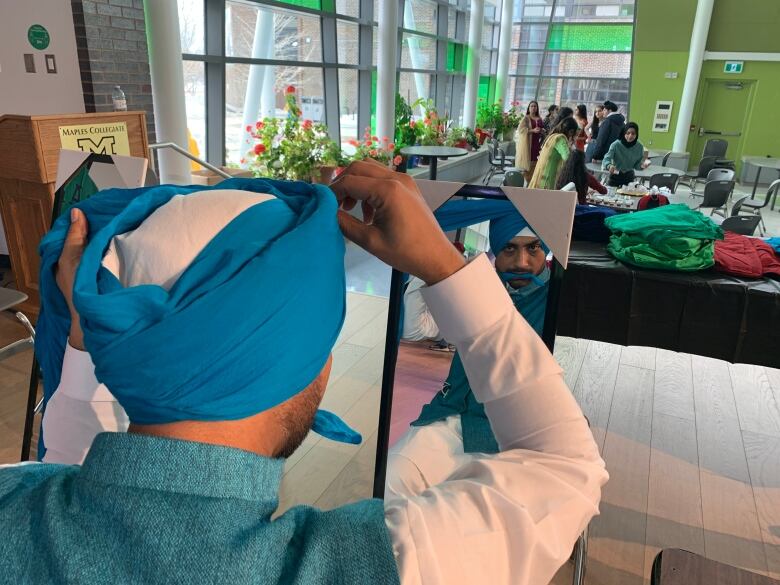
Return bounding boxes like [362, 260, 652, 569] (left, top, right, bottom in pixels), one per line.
[0, 162, 607, 585]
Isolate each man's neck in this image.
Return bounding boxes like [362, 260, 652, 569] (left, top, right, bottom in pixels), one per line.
[128, 412, 283, 457]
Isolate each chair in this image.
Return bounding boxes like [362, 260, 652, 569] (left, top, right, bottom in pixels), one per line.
[690, 168, 735, 198]
[721, 215, 761, 236]
[660, 152, 673, 167]
[730, 179, 780, 235]
[503, 170, 524, 187]
[648, 173, 678, 193]
[703, 138, 728, 159]
[0, 288, 37, 461]
[482, 139, 514, 185]
[681, 156, 718, 191]
[695, 180, 734, 217]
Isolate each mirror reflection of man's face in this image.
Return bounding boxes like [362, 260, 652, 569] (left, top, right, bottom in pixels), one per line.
[494, 236, 546, 288]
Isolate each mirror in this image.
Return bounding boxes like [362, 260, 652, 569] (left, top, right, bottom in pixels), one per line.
[373, 181, 577, 496]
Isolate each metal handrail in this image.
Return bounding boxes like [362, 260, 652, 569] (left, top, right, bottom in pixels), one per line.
[148, 142, 231, 179]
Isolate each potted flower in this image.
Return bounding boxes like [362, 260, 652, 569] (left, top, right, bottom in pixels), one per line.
[502, 102, 523, 141]
[446, 127, 470, 149]
[349, 128, 400, 170]
[415, 98, 449, 148]
[246, 86, 344, 182]
[476, 100, 502, 144]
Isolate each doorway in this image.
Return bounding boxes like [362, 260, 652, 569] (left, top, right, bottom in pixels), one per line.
[690, 78, 755, 173]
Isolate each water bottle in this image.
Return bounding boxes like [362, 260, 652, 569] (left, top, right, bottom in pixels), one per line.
[112, 85, 127, 111]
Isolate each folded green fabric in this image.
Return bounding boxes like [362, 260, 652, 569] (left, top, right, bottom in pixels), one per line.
[605, 204, 723, 271]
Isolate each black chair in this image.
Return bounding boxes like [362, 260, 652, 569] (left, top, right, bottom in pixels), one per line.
[690, 168, 735, 198]
[695, 180, 734, 217]
[482, 139, 514, 185]
[660, 152, 673, 167]
[731, 179, 779, 235]
[648, 173, 678, 193]
[682, 156, 718, 191]
[721, 215, 761, 236]
[503, 170, 524, 187]
[703, 138, 728, 159]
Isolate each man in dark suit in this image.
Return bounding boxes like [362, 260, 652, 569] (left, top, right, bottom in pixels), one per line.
[591, 101, 625, 162]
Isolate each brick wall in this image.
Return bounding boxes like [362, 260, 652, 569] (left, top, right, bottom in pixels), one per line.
[71, 0, 156, 142]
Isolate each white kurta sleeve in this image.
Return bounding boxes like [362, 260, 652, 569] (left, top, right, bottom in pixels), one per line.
[41, 343, 128, 465]
[384, 254, 608, 585]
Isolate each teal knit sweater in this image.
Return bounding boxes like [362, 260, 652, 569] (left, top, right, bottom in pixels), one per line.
[0, 433, 401, 584]
[601, 139, 645, 173]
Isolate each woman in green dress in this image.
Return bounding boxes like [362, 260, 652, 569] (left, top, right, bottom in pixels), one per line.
[528, 117, 578, 190]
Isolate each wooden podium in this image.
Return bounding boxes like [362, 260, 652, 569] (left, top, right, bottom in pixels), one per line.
[0, 112, 149, 316]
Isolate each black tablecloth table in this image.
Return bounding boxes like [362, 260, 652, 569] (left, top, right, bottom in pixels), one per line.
[557, 240, 780, 368]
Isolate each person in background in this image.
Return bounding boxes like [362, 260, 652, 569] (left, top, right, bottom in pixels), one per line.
[556, 149, 607, 204]
[574, 104, 588, 152]
[515, 100, 544, 185]
[542, 104, 559, 138]
[528, 117, 578, 190]
[602, 121, 648, 187]
[584, 107, 603, 163]
[592, 100, 625, 162]
[551, 106, 574, 132]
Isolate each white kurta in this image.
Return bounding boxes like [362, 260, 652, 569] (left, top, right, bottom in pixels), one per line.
[41, 254, 608, 585]
[401, 276, 440, 342]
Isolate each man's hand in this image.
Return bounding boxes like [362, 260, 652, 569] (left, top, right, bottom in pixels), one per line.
[330, 160, 466, 285]
[608, 165, 618, 175]
[55, 208, 88, 350]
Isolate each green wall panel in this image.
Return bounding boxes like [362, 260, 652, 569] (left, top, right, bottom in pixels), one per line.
[707, 0, 780, 52]
[634, 0, 695, 52]
[629, 51, 689, 151]
[547, 23, 633, 52]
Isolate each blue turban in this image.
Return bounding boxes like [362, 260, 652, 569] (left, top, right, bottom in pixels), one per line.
[433, 199, 549, 284]
[36, 178, 360, 456]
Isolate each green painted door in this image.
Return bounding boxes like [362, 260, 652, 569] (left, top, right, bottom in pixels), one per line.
[690, 79, 754, 174]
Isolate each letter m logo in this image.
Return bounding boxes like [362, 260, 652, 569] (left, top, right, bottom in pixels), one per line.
[76, 135, 117, 154]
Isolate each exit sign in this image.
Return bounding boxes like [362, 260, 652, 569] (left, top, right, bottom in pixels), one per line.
[724, 61, 743, 74]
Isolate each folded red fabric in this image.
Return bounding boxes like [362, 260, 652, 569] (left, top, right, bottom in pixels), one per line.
[714, 232, 780, 278]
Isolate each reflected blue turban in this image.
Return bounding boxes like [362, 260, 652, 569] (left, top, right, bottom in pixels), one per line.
[37, 178, 360, 455]
[433, 199, 549, 283]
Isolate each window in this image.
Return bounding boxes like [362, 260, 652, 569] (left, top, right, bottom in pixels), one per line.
[178, 0, 204, 54]
[226, 3, 323, 63]
[338, 69, 359, 146]
[404, 0, 438, 36]
[183, 61, 206, 158]
[508, 0, 635, 113]
[337, 20, 359, 65]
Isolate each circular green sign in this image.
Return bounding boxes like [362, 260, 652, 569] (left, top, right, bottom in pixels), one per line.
[28, 24, 50, 51]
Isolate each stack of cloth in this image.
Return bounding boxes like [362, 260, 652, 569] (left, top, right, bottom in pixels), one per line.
[573, 204, 618, 243]
[714, 232, 780, 278]
[605, 204, 723, 271]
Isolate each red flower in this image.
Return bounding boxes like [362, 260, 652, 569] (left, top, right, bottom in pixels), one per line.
[256, 121, 264, 129]
[303, 119, 313, 130]
[254, 143, 266, 155]
[409, 120, 416, 128]
[393, 155, 402, 166]
[369, 149, 377, 157]
[348, 139, 359, 146]
[424, 118, 431, 126]
[382, 136, 389, 142]
[372, 135, 379, 142]
[286, 85, 296, 94]
[364, 140, 373, 147]
[245, 125, 252, 132]
[388, 143, 395, 150]
[240, 158, 246, 164]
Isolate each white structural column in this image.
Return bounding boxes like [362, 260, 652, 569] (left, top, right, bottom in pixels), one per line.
[463, 0, 485, 129]
[143, 0, 191, 184]
[376, 0, 399, 142]
[494, 0, 515, 108]
[403, 1, 428, 113]
[241, 9, 275, 166]
[673, 0, 715, 152]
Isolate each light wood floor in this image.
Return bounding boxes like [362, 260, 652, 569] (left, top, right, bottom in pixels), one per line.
[2, 296, 780, 584]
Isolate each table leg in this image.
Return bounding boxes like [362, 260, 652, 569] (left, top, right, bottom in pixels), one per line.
[429, 157, 438, 181]
[751, 166, 762, 199]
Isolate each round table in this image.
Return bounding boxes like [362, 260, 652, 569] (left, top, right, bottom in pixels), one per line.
[587, 162, 685, 181]
[400, 146, 468, 180]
